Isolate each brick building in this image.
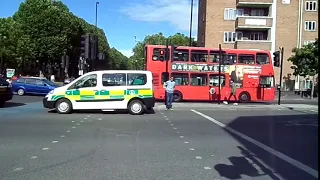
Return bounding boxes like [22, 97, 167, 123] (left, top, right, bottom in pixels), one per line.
[197, 0, 318, 90]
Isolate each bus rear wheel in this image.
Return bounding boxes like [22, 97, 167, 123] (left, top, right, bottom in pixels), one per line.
[173, 91, 183, 102]
[239, 92, 251, 102]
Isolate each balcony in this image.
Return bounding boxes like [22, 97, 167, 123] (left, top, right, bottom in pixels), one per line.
[236, 0, 273, 7]
[234, 40, 272, 50]
[235, 16, 273, 29]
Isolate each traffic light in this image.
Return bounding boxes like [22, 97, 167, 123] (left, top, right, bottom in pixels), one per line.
[159, 49, 165, 61]
[273, 51, 280, 67]
[80, 34, 90, 59]
[90, 34, 98, 60]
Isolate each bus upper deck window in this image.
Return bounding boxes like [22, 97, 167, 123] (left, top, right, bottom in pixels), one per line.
[238, 54, 255, 64]
[173, 50, 189, 61]
[256, 53, 270, 65]
[191, 50, 208, 62]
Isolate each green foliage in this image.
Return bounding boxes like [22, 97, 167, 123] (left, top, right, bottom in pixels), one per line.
[0, 0, 127, 75]
[288, 39, 318, 77]
[128, 32, 197, 70]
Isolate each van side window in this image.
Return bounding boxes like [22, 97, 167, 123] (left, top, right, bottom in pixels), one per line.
[102, 73, 126, 86]
[73, 74, 97, 88]
[127, 73, 147, 86]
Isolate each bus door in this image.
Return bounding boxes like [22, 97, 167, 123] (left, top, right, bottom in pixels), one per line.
[258, 76, 275, 101]
[209, 74, 227, 101]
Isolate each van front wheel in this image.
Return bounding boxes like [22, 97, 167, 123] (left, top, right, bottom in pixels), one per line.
[128, 100, 145, 115]
[55, 99, 73, 114]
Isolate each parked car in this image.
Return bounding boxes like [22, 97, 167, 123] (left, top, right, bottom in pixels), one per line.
[12, 77, 59, 96]
[0, 77, 13, 107]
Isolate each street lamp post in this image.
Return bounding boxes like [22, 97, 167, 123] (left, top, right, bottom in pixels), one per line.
[189, 0, 194, 47]
[95, 2, 99, 27]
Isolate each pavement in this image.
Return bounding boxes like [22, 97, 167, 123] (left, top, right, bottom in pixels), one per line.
[0, 100, 318, 180]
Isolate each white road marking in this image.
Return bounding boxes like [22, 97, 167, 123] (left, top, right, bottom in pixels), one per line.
[211, 154, 214, 157]
[196, 156, 202, 159]
[189, 148, 195, 151]
[191, 109, 319, 178]
[30, 156, 38, 159]
[168, 121, 171, 123]
[72, 121, 75, 122]
[52, 141, 58, 143]
[80, 121, 84, 123]
[98, 118, 102, 121]
[170, 124, 174, 126]
[76, 123, 80, 126]
[87, 115, 91, 117]
[42, 148, 49, 151]
[60, 135, 65, 138]
[66, 130, 71, 133]
[165, 118, 169, 120]
[310, 110, 318, 112]
[184, 141, 189, 144]
[13, 167, 23, 171]
[177, 131, 180, 133]
[204, 167, 211, 170]
[180, 136, 184, 138]
[173, 127, 177, 130]
[84, 118, 87, 120]
[72, 126, 76, 129]
[163, 115, 167, 118]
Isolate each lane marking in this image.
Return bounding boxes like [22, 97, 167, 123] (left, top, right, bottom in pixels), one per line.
[204, 167, 211, 170]
[189, 148, 195, 151]
[84, 118, 87, 120]
[310, 110, 318, 112]
[211, 154, 214, 157]
[66, 130, 71, 133]
[76, 123, 80, 126]
[42, 148, 49, 151]
[184, 141, 189, 144]
[30, 156, 38, 159]
[168, 121, 171, 123]
[180, 136, 184, 138]
[173, 127, 177, 130]
[170, 124, 174, 126]
[52, 141, 58, 143]
[80, 121, 84, 123]
[177, 131, 180, 133]
[60, 135, 65, 138]
[196, 156, 202, 159]
[72, 126, 76, 129]
[98, 118, 102, 121]
[72, 121, 75, 122]
[87, 115, 91, 117]
[191, 109, 319, 178]
[13, 167, 23, 171]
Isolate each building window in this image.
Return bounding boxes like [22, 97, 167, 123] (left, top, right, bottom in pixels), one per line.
[251, 9, 265, 16]
[236, 9, 244, 16]
[304, 40, 316, 45]
[223, 32, 236, 43]
[248, 33, 264, 40]
[305, 1, 317, 11]
[305, 21, 316, 31]
[224, 8, 236, 20]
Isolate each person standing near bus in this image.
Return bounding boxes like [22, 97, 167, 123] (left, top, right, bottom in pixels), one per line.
[163, 76, 176, 110]
[228, 80, 238, 105]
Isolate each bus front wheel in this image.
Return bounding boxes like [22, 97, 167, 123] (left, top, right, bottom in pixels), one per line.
[239, 92, 251, 102]
[173, 91, 183, 102]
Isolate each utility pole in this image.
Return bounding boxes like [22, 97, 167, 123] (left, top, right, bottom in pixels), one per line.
[278, 47, 284, 105]
[189, 0, 193, 47]
[95, 2, 99, 27]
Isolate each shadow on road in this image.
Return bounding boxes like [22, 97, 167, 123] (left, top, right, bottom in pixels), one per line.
[1, 102, 26, 108]
[217, 114, 318, 180]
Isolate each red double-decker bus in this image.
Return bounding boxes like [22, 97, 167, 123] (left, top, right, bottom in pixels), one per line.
[145, 45, 275, 102]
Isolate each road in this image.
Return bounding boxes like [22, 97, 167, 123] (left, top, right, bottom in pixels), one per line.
[0, 99, 318, 180]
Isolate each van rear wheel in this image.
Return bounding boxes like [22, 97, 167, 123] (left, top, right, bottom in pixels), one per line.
[128, 100, 145, 115]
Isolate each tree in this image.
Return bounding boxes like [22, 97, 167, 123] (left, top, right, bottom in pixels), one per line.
[128, 32, 197, 70]
[288, 39, 318, 77]
[288, 39, 318, 98]
[108, 48, 129, 70]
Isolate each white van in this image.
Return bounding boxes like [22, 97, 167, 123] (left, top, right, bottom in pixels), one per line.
[43, 70, 155, 115]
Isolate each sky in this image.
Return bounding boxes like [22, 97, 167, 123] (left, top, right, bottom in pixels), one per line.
[0, 0, 198, 57]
